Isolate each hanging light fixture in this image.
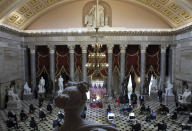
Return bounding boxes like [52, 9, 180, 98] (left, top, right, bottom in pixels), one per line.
[85, 0, 108, 72]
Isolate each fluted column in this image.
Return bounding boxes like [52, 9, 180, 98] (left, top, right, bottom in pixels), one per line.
[81, 45, 87, 82]
[107, 45, 113, 97]
[69, 45, 75, 81]
[160, 44, 167, 91]
[29, 45, 36, 95]
[170, 45, 176, 83]
[48, 45, 55, 94]
[140, 44, 148, 95]
[120, 44, 127, 94]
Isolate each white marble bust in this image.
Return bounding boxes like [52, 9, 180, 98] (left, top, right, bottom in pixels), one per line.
[55, 82, 118, 131]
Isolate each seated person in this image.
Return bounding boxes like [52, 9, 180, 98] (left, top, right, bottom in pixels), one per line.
[39, 109, 46, 121]
[12, 114, 19, 129]
[80, 110, 86, 119]
[58, 110, 64, 122]
[127, 104, 133, 112]
[132, 120, 141, 131]
[29, 104, 35, 114]
[156, 120, 167, 131]
[106, 105, 112, 115]
[6, 118, 14, 128]
[53, 118, 61, 128]
[8, 111, 14, 119]
[47, 103, 53, 114]
[30, 117, 38, 130]
[140, 104, 146, 113]
[151, 111, 156, 120]
[20, 110, 28, 122]
[171, 111, 177, 120]
[160, 104, 169, 115]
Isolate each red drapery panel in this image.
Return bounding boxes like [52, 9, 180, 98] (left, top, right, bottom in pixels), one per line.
[87, 45, 107, 77]
[113, 45, 120, 74]
[36, 46, 49, 77]
[126, 45, 140, 76]
[146, 45, 160, 77]
[75, 45, 82, 73]
[55, 45, 70, 77]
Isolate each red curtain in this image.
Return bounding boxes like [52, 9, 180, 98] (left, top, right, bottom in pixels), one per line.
[126, 45, 140, 76]
[146, 45, 160, 77]
[55, 45, 70, 77]
[36, 46, 49, 77]
[113, 45, 120, 74]
[75, 45, 82, 73]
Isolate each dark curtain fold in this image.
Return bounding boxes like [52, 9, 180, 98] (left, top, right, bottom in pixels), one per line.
[113, 45, 120, 74]
[55, 45, 70, 78]
[75, 45, 82, 73]
[146, 45, 160, 77]
[126, 45, 140, 76]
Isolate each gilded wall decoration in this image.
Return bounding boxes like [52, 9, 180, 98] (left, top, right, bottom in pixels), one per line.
[0, 0, 192, 29]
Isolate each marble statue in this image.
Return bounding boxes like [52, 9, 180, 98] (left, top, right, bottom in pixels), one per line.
[8, 86, 20, 101]
[85, 4, 106, 27]
[38, 77, 45, 93]
[127, 76, 132, 99]
[148, 76, 153, 96]
[7, 85, 22, 110]
[58, 75, 64, 94]
[165, 80, 174, 96]
[151, 76, 158, 92]
[24, 82, 31, 95]
[55, 81, 118, 131]
[178, 88, 192, 105]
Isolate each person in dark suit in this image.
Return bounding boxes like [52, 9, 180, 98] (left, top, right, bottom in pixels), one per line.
[47, 103, 53, 114]
[132, 120, 141, 131]
[30, 117, 38, 130]
[20, 110, 28, 122]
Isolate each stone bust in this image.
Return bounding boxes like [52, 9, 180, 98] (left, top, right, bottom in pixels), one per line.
[55, 81, 118, 131]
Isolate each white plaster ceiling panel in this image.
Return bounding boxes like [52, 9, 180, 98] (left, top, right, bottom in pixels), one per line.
[0, 0, 192, 29]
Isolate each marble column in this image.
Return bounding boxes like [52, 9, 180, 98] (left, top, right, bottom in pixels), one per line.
[120, 44, 126, 94]
[24, 47, 29, 83]
[29, 45, 36, 95]
[160, 44, 167, 91]
[140, 44, 148, 95]
[81, 45, 87, 82]
[170, 45, 176, 83]
[69, 45, 75, 81]
[107, 45, 113, 97]
[48, 45, 55, 94]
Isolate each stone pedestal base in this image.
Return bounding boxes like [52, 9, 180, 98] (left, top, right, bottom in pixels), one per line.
[23, 94, 33, 100]
[38, 93, 45, 98]
[7, 100, 22, 110]
[163, 94, 175, 105]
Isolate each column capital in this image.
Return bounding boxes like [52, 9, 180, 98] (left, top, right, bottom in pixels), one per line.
[120, 44, 127, 53]
[80, 44, 88, 53]
[48, 45, 55, 53]
[28, 44, 36, 53]
[140, 44, 148, 53]
[68, 45, 75, 53]
[161, 44, 168, 53]
[107, 44, 114, 53]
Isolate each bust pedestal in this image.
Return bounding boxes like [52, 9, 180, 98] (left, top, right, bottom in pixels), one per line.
[7, 99, 22, 110]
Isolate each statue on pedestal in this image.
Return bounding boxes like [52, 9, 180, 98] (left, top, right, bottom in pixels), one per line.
[165, 80, 174, 96]
[24, 82, 31, 95]
[127, 76, 132, 99]
[7, 83, 22, 110]
[178, 88, 192, 105]
[55, 81, 118, 131]
[58, 75, 64, 94]
[38, 77, 45, 94]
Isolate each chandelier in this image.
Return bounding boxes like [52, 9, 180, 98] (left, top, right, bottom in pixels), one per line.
[85, 28, 109, 71]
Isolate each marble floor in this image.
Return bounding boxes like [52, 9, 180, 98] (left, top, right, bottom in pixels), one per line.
[0, 96, 190, 131]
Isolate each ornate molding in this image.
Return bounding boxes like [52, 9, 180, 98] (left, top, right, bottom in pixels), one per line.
[140, 44, 148, 53]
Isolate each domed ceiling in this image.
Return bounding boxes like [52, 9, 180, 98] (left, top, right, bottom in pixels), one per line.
[0, 0, 192, 29]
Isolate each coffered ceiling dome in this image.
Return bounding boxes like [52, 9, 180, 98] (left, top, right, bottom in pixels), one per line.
[0, 0, 192, 30]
